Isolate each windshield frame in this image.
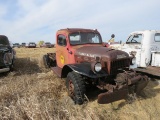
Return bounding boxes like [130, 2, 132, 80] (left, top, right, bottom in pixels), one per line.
[126, 34, 143, 44]
[68, 32, 102, 46]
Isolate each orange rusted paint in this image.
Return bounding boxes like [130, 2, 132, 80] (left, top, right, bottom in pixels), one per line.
[44, 28, 149, 104]
[55, 28, 102, 68]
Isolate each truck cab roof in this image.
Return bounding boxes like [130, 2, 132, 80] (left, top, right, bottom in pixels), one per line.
[57, 28, 100, 34]
[130, 30, 160, 35]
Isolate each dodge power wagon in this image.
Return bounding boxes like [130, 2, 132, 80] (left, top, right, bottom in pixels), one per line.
[0, 35, 16, 73]
[43, 28, 149, 105]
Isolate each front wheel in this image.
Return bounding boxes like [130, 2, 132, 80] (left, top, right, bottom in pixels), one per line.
[66, 72, 86, 105]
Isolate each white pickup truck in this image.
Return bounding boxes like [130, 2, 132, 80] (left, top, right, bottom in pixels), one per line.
[110, 30, 160, 77]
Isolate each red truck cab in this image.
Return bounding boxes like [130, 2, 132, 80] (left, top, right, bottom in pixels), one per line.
[43, 28, 148, 105]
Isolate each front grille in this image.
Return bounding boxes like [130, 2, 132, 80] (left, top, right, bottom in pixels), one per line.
[0, 52, 4, 66]
[0, 52, 4, 61]
[107, 58, 130, 75]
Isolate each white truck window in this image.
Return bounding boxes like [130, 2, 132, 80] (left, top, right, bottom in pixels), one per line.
[126, 34, 142, 44]
[155, 33, 160, 42]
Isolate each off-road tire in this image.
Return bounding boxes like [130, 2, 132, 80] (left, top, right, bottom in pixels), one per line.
[66, 72, 86, 105]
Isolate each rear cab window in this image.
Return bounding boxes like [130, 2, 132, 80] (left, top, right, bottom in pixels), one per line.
[155, 33, 160, 42]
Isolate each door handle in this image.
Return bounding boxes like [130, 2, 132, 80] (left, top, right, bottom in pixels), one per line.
[67, 48, 72, 54]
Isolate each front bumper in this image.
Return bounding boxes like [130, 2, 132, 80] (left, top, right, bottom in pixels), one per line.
[97, 70, 149, 104]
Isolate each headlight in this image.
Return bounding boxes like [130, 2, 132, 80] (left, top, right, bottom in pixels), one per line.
[94, 62, 102, 72]
[131, 57, 136, 65]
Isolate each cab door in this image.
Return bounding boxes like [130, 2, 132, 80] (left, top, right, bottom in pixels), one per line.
[56, 34, 69, 68]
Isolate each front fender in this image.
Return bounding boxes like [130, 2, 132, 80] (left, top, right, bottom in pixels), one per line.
[62, 63, 107, 78]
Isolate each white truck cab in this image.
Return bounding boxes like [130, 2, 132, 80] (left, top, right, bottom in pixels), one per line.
[124, 30, 160, 68]
[109, 30, 160, 76]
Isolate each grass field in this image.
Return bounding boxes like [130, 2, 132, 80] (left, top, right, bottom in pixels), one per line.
[0, 48, 160, 120]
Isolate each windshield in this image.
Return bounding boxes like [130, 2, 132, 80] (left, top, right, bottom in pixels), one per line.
[69, 32, 102, 45]
[126, 34, 142, 44]
[14, 43, 19, 45]
[45, 42, 51, 44]
[29, 42, 35, 44]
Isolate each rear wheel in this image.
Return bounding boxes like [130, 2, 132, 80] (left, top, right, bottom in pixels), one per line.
[43, 54, 56, 68]
[66, 72, 86, 105]
[43, 55, 49, 68]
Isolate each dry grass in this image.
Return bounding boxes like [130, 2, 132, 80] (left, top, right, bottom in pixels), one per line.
[0, 48, 160, 120]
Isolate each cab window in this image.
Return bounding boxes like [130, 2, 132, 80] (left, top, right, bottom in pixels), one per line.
[69, 32, 102, 45]
[155, 33, 160, 42]
[57, 35, 67, 46]
[126, 34, 142, 44]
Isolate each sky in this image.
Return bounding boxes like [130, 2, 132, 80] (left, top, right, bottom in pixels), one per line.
[0, 0, 160, 44]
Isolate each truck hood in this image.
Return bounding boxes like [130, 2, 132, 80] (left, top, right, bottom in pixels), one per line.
[123, 43, 142, 49]
[75, 46, 129, 61]
[0, 46, 10, 52]
[109, 43, 142, 50]
[119, 44, 142, 57]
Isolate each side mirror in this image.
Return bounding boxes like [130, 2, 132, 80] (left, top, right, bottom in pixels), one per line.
[111, 34, 115, 38]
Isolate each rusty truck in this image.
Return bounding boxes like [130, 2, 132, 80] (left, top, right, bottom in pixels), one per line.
[43, 28, 149, 105]
[0, 35, 16, 73]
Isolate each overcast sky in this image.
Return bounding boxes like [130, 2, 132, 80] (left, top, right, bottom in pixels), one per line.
[0, 0, 160, 44]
